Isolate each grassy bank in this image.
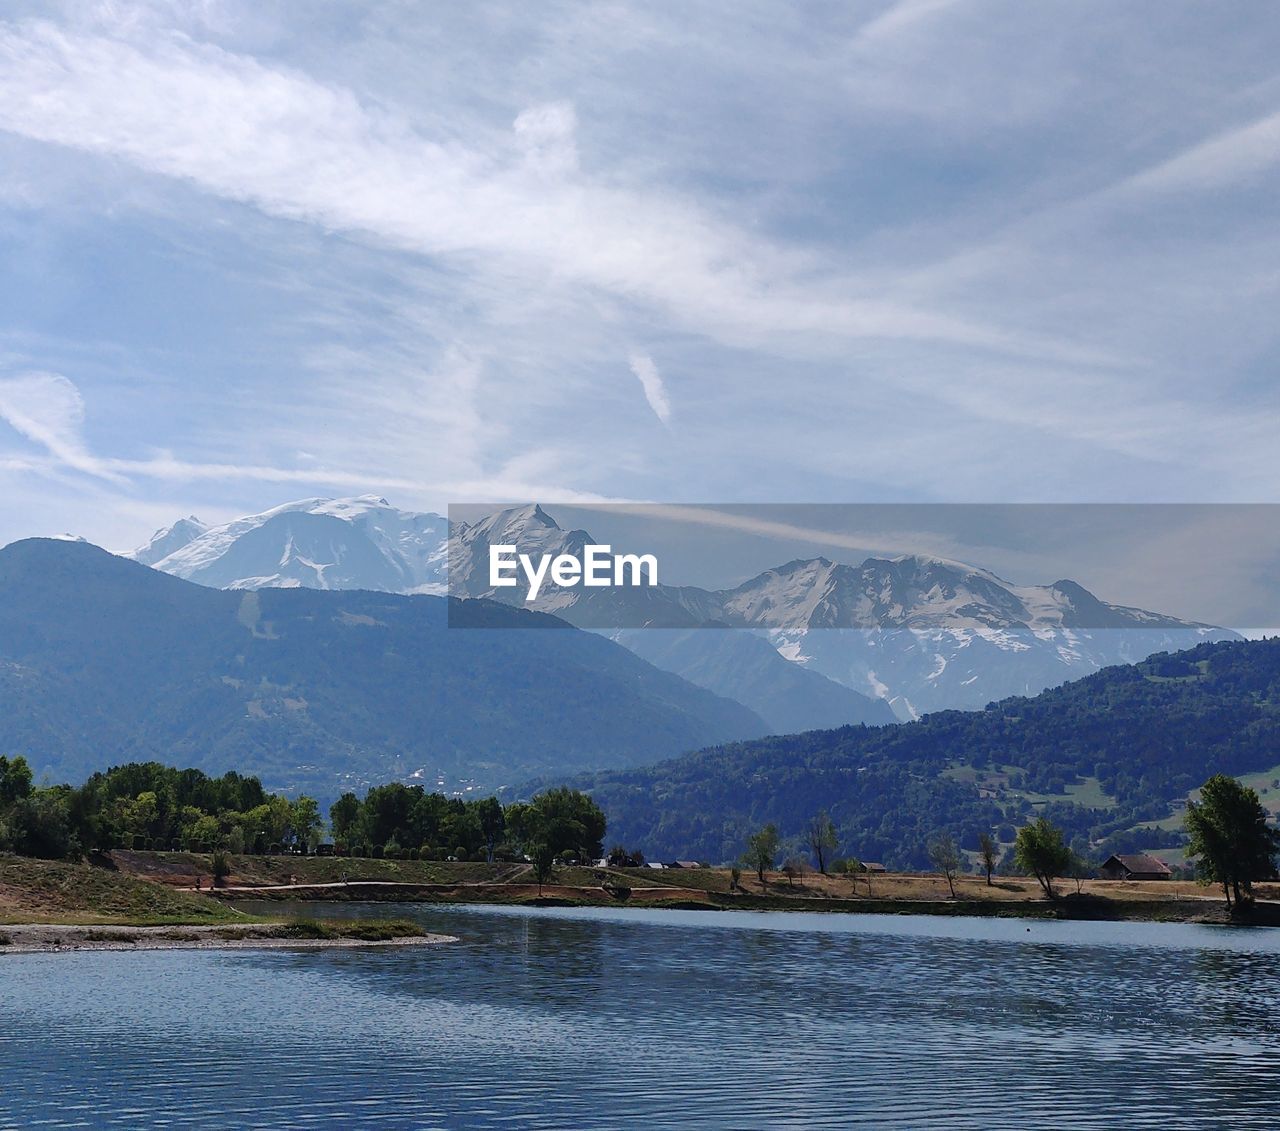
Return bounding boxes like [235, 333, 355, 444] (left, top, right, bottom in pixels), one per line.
[0, 853, 245, 926]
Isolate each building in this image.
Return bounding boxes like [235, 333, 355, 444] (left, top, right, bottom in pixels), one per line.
[1097, 853, 1173, 881]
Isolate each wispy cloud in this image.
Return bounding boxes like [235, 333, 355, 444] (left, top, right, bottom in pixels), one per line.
[1, 4, 1279, 548]
[628, 353, 671, 426]
[0, 19, 1042, 359]
[0, 370, 122, 481]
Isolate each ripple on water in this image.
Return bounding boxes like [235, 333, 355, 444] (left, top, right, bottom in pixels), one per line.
[4, 906, 1280, 1128]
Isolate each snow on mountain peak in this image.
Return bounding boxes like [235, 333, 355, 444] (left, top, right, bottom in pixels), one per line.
[127, 515, 209, 566]
[130, 496, 448, 594]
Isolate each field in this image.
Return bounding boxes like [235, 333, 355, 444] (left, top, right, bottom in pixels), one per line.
[942, 762, 1119, 815]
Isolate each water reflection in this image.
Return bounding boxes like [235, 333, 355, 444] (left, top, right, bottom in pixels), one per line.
[4, 905, 1280, 1128]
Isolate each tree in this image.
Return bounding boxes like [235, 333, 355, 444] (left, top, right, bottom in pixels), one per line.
[782, 856, 808, 887]
[1186, 774, 1280, 908]
[1013, 817, 1072, 899]
[289, 797, 322, 853]
[977, 832, 999, 886]
[1067, 850, 1093, 895]
[807, 810, 838, 875]
[529, 839, 556, 895]
[0, 755, 34, 805]
[527, 788, 606, 861]
[476, 797, 505, 863]
[744, 823, 780, 884]
[210, 850, 230, 887]
[927, 833, 962, 898]
[329, 793, 361, 843]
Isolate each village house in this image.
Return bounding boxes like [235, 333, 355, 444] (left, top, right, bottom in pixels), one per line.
[1097, 853, 1173, 881]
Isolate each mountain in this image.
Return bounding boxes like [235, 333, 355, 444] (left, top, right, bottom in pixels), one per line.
[135, 499, 889, 732]
[131, 515, 208, 566]
[128, 496, 449, 593]
[453, 505, 1238, 719]
[564, 637, 1280, 869]
[0, 539, 766, 796]
[134, 498, 1237, 722]
[612, 627, 897, 731]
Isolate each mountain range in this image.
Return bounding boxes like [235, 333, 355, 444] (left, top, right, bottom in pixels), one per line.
[0, 538, 764, 796]
[131, 497, 1237, 724]
[447, 504, 1239, 718]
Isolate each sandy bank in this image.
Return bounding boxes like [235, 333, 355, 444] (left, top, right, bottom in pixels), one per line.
[0, 923, 457, 955]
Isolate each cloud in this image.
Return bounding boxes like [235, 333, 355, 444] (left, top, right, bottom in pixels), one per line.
[1116, 108, 1280, 197]
[628, 352, 671, 426]
[2, 3, 1280, 550]
[0, 18, 1042, 361]
[0, 370, 121, 480]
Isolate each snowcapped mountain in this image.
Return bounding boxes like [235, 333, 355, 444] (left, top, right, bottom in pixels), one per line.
[453, 505, 1239, 720]
[128, 496, 449, 593]
[132, 498, 1239, 725]
[131, 516, 208, 566]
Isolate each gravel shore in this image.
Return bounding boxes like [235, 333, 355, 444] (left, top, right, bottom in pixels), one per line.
[0, 923, 457, 955]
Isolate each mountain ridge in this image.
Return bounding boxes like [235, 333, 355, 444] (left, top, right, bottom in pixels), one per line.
[0, 538, 766, 796]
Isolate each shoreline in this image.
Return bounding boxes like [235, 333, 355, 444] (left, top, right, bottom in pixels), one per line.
[0, 922, 458, 955]
[222, 882, 1278, 928]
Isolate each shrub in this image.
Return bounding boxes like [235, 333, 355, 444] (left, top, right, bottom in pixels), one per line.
[371, 845, 384, 859]
[454, 847, 469, 862]
[210, 850, 230, 887]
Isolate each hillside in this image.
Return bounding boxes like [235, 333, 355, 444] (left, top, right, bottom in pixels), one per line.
[566, 637, 1280, 868]
[0, 854, 240, 926]
[0, 539, 766, 795]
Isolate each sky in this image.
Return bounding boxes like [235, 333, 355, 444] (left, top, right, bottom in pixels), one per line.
[1, 1, 1279, 552]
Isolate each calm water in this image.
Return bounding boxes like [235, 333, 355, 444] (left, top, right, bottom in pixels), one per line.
[4, 904, 1280, 1129]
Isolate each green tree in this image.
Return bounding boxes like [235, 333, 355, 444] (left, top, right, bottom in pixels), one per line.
[527, 788, 606, 861]
[329, 793, 361, 843]
[0, 755, 34, 804]
[807, 810, 838, 875]
[529, 838, 556, 895]
[289, 796, 322, 852]
[744, 823, 781, 884]
[1014, 817, 1072, 899]
[977, 831, 999, 886]
[1186, 774, 1280, 908]
[210, 850, 230, 887]
[475, 797, 505, 863]
[927, 833, 962, 898]
[188, 814, 221, 851]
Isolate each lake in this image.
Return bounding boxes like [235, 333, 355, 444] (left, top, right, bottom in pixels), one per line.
[4, 903, 1280, 1128]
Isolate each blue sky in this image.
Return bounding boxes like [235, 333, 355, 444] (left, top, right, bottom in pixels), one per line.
[0, 1, 1278, 550]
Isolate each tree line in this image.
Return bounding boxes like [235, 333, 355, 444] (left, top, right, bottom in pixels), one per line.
[737, 774, 1280, 909]
[0, 757, 313, 859]
[0, 757, 606, 873]
[327, 782, 606, 868]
